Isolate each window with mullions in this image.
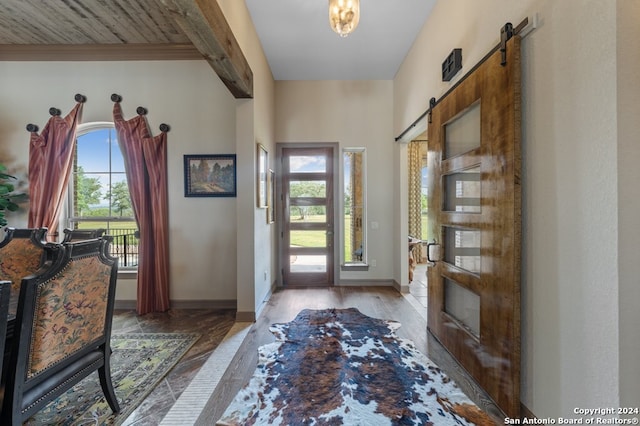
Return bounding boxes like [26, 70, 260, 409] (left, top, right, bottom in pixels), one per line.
[67, 123, 139, 268]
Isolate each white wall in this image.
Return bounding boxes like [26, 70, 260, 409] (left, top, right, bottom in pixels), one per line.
[394, 0, 628, 418]
[0, 60, 238, 304]
[275, 80, 395, 283]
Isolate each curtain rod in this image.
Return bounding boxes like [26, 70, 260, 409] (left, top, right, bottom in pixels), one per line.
[25, 93, 86, 132]
[395, 17, 530, 142]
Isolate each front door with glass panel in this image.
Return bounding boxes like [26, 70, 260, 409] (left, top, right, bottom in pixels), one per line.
[427, 35, 522, 418]
[281, 146, 334, 287]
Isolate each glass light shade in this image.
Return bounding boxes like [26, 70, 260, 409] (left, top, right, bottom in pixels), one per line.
[329, 0, 360, 37]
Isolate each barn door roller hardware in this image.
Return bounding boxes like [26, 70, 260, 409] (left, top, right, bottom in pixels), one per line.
[427, 97, 437, 124]
[500, 22, 514, 66]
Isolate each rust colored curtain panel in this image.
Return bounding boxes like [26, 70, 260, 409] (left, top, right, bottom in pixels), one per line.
[27, 101, 84, 239]
[113, 100, 170, 314]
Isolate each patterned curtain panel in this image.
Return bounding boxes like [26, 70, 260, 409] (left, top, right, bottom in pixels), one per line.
[28, 101, 84, 239]
[113, 100, 170, 315]
[408, 140, 423, 261]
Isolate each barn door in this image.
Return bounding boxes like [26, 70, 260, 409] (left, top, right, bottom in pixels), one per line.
[427, 34, 522, 417]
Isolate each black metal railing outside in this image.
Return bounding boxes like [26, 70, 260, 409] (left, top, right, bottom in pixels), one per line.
[106, 228, 139, 268]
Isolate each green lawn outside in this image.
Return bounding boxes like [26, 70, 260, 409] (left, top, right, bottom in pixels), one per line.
[290, 214, 427, 261]
[76, 221, 138, 230]
[75, 221, 139, 247]
[290, 215, 356, 261]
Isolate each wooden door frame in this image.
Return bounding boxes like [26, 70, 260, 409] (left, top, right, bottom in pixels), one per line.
[276, 142, 340, 287]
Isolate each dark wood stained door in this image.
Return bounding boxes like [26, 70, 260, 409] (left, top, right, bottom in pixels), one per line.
[281, 146, 334, 287]
[427, 35, 522, 418]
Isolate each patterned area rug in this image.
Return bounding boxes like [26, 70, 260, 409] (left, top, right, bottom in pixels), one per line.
[25, 333, 200, 425]
[218, 308, 495, 426]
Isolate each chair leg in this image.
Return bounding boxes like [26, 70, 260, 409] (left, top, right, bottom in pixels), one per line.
[98, 357, 120, 414]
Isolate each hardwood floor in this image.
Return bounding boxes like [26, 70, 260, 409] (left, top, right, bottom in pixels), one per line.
[9, 267, 503, 424]
[195, 284, 503, 425]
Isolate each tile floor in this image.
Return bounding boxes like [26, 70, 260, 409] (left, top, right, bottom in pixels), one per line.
[110, 308, 236, 425]
[409, 262, 429, 309]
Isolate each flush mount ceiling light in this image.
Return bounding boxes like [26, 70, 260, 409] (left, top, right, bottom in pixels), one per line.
[329, 0, 360, 37]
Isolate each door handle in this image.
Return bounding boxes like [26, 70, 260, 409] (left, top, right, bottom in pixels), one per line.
[426, 240, 441, 265]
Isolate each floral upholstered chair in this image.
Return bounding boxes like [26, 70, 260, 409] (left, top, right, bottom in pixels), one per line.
[0, 227, 49, 316]
[1, 237, 120, 425]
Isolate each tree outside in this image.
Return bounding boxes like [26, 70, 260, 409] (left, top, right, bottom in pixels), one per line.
[105, 181, 132, 217]
[75, 166, 102, 216]
[289, 181, 325, 220]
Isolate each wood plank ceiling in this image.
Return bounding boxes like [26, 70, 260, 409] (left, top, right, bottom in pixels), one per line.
[0, 0, 253, 98]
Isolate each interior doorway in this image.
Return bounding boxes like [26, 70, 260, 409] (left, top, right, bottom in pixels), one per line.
[408, 134, 428, 306]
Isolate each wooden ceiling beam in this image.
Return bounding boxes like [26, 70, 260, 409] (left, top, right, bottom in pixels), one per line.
[0, 44, 202, 61]
[157, 0, 253, 99]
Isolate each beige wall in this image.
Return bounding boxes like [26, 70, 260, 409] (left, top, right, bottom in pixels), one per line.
[217, 0, 276, 317]
[395, 0, 637, 418]
[617, 0, 640, 408]
[274, 80, 395, 284]
[0, 0, 276, 319]
[0, 60, 239, 304]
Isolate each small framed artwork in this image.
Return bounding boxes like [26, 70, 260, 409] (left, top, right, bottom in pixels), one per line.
[267, 169, 275, 224]
[257, 143, 268, 208]
[184, 154, 237, 197]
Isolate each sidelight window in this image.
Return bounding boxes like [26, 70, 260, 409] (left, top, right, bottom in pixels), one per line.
[343, 148, 366, 265]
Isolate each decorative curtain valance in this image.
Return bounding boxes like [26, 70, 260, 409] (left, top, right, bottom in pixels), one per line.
[27, 94, 86, 239]
[112, 94, 170, 315]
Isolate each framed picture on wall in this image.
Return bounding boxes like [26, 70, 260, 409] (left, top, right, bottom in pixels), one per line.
[184, 154, 237, 197]
[257, 143, 268, 208]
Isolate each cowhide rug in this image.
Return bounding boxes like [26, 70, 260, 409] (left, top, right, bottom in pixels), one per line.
[217, 308, 495, 426]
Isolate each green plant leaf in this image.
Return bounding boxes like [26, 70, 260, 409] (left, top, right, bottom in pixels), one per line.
[0, 163, 26, 228]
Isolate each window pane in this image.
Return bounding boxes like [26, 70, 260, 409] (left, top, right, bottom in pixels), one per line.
[110, 132, 125, 173]
[289, 155, 326, 173]
[77, 129, 111, 172]
[445, 278, 480, 337]
[105, 176, 133, 218]
[290, 255, 327, 273]
[290, 231, 326, 248]
[345, 205, 364, 262]
[74, 173, 108, 216]
[444, 101, 480, 159]
[343, 149, 366, 264]
[290, 206, 326, 223]
[443, 167, 481, 213]
[289, 180, 326, 198]
[444, 227, 481, 273]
